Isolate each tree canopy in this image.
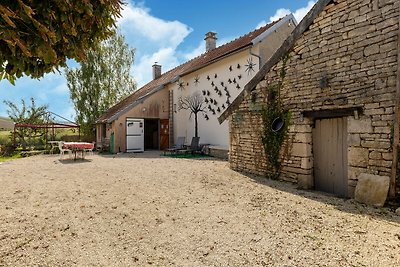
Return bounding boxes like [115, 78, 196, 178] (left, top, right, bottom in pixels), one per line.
[66, 31, 136, 136]
[0, 0, 122, 84]
[4, 97, 50, 149]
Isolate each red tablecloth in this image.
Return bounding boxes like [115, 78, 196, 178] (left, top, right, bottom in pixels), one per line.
[63, 142, 94, 150]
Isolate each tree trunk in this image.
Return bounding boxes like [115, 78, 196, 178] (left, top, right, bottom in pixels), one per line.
[194, 113, 198, 137]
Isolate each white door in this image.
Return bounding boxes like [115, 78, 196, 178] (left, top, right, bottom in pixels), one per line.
[126, 118, 144, 152]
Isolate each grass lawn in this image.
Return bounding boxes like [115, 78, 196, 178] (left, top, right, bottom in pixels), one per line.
[0, 153, 21, 162]
[0, 130, 12, 144]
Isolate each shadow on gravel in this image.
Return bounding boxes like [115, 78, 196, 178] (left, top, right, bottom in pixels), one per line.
[243, 171, 400, 225]
[96, 150, 227, 161]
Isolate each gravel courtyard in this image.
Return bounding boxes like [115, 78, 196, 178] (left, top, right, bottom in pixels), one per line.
[0, 152, 399, 266]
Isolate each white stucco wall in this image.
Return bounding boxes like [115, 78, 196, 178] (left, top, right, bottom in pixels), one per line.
[172, 50, 259, 149]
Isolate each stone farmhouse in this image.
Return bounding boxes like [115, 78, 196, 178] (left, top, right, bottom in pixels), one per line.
[219, 0, 400, 202]
[95, 15, 296, 156]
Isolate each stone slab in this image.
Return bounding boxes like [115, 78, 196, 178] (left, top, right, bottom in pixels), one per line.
[354, 173, 389, 207]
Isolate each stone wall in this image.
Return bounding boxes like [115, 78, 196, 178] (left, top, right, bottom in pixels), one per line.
[230, 0, 399, 197]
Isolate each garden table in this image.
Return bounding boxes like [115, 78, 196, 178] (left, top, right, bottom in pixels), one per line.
[62, 142, 94, 160]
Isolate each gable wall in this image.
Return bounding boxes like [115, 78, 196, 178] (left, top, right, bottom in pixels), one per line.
[172, 20, 296, 149]
[230, 0, 399, 196]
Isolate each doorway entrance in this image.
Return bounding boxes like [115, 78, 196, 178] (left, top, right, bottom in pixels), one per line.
[144, 119, 159, 150]
[313, 117, 348, 197]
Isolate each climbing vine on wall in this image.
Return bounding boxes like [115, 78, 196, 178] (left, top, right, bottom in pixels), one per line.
[260, 54, 291, 179]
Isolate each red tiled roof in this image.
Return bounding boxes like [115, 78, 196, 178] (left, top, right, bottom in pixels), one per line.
[96, 19, 282, 123]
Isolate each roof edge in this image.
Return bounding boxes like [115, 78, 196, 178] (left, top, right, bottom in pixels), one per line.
[251, 14, 297, 45]
[218, 0, 332, 124]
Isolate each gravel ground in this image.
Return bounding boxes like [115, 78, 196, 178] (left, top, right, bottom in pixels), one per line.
[0, 152, 399, 267]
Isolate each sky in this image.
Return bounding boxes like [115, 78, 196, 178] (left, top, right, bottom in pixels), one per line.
[0, 0, 316, 120]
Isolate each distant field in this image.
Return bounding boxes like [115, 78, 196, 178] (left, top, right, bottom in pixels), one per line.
[0, 117, 14, 130]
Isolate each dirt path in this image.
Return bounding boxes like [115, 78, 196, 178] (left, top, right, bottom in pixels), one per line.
[0, 152, 399, 266]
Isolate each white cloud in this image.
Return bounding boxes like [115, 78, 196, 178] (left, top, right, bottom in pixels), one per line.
[267, 1, 316, 24]
[118, 4, 192, 48]
[134, 47, 180, 86]
[269, 8, 291, 23]
[116, 2, 194, 87]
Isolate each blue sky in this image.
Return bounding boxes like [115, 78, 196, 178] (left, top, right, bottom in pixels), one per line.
[0, 0, 316, 120]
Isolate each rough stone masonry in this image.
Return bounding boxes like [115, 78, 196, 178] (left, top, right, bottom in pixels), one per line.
[230, 0, 399, 198]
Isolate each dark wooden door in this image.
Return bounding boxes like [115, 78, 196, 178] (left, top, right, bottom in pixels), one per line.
[313, 117, 348, 197]
[159, 119, 169, 150]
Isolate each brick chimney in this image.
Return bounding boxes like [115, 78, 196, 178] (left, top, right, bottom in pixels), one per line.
[205, 32, 217, 52]
[152, 63, 161, 80]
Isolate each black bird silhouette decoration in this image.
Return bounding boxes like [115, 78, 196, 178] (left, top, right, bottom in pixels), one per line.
[222, 104, 226, 109]
[214, 86, 219, 92]
[213, 99, 218, 105]
[205, 98, 209, 103]
[237, 63, 241, 69]
[202, 90, 206, 95]
[226, 91, 230, 98]
[229, 65, 233, 72]
[207, 91, 210, 96]
[208, 105, 212, 111]
[207, 75, 210, 80]
[218, 91, 222, 97]
[214, 73, 217, 78]
[224, 86, 228, 91]
[217, 107, 221, 113]
[236, 84, 241, 89]
[228, 78, 232, 84]
[210, 98, 213, 103]
[211, 109, 216, 115]
[226, 99, 231, 105]
[233, 78, 236, 84]
[220, 81, 224, 86]
[211, 81, 214, 86]
[204, 114, 209, 120]
[238, 74, 242, 80]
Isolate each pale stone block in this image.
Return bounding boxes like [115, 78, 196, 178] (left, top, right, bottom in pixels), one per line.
[294, 133, 312, 144]
[348, 134, 361, 146]
[348, 147, 369, 167]
[369, 151, 382, 160]
[301, 157, 313, 170]
[348, 117, 373, 133]
[354, 173, 390, 207]
[291, 143, 312, 157]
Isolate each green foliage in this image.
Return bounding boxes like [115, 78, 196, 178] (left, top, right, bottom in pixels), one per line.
[66, 31, 136, 136]
[260, 54, 291, 179]
[0, 131, 11, 145]
[261, 102, 291, 179]
[3, 97, 50, 149]
[0, 0, 122, 82]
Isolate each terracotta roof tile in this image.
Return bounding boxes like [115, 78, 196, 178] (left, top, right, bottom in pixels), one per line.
[96, 19, 282, 123]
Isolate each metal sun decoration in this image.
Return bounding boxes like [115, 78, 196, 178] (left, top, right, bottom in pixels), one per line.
[245, 57, 256, 75]
[177, 80, 185, 90]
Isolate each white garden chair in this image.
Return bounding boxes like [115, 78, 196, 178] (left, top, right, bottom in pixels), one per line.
[59, 141, 72, 159]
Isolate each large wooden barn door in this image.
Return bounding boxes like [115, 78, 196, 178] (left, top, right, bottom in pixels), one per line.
[313, 117, 348, 197]
[159, 119, 169, 150]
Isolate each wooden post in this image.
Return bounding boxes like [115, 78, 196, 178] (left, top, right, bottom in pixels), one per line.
[389, 13, 400, 199]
